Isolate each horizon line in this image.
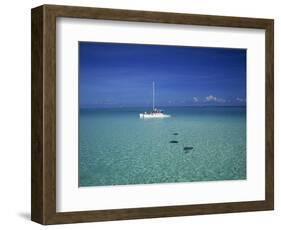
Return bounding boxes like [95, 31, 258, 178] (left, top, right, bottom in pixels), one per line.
[80, 105, 247, 109]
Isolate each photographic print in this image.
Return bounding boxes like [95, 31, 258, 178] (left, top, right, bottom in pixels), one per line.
[31, 5, 274, 224]
[79, 42, 246, 187]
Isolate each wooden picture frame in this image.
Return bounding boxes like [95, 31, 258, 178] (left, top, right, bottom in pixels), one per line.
[31, 4, 274, 225]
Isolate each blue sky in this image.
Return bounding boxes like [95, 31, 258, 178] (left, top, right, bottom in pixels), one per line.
[79, 42, 246, 108]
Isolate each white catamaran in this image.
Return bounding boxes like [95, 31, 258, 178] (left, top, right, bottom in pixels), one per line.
[139, 82, 171, 119]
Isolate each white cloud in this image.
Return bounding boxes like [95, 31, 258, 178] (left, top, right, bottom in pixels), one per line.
[216, 98, 226, 103]
[193, 97, 199, 102]
[205, 95, 225, 103]
[236, 97, 246, 102]
[205, 95, 217, 102]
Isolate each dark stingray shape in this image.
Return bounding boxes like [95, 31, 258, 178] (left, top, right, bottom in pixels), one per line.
[183, 146, 193, 151]
[169, 140, 179, 143]
[173, 133, 179, 135]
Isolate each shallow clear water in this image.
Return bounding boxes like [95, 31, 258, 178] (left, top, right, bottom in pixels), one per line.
[79, 107, 246, 187]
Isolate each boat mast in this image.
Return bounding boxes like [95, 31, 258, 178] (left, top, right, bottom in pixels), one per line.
[152, 81, 155, 110]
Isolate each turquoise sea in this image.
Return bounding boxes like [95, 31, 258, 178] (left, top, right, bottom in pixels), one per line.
[79, 106, 246, 187]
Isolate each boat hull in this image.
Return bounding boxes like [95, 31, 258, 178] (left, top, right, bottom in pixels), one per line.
[139, 113, 171, 119]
